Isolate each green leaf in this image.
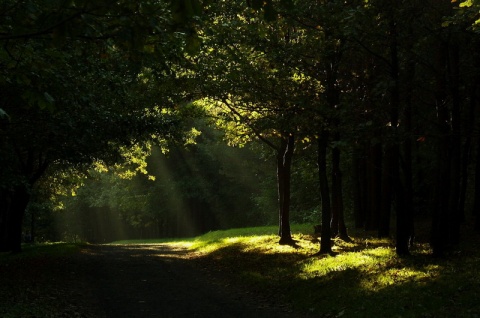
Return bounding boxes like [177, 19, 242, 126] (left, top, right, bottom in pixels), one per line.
[459, 0, 473, 7]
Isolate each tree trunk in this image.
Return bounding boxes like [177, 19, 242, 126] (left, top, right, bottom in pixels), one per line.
[447, 42, 461, 245]
[277, 139, 286, 237]
[317, 133, 332, 254]
[431, 41, 451, 257]
[365, 142, 382, 230]
[331, 145, 349, 241]
[403, 45, 415, 249]
[0, 189, 12, 251]
[2, 185, 30, 253]
[458, 90, 475, 224]
[473, 133, 480, 232]
[470, 44, 480, 231]
[278, 134, 295, 245]
[330, 146, 340, 238]
[352, 146, 366, 229]
[378, 144, 393, 238]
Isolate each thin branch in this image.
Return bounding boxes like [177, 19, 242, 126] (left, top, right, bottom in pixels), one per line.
[220, 97, 279, 150]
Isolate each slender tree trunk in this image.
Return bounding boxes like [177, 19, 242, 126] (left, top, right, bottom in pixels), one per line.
[457, 75, 478, 225]
[473, 133, 480, 231]
[431, 41, 451, 257]
[6, 185, 30, 253]
[331, 145, 349, 241]
[317, 133, 332, 254]
[366, 142, 382, 230]
[352, 146, 366, 229]
[403, 47, 415, 248]
[458, 101, 473, 224]
[385, 9, 411, 255]
[278, 135, 295, 245]
[330, 146, 340, 238]
[30, 207, 35, 243]
[447, 43, 461, 245]
[381, 11, 397, 242]
[378, 145, 393, 238]
[470, 43, 480, 231]
[277, 138, 286, 237]
[0, 189, 12, 251]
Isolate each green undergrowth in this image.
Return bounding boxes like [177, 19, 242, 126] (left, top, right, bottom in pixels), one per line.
[3, 225, 480, 317]
[183, 224, 480, 317]
[113, 223, 480, 316]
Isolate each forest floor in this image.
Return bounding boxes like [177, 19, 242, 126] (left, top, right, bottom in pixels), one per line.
[3, 223, 480, 317]
[0, 243, 312, 318]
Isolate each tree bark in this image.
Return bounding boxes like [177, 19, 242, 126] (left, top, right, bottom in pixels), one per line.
[0, 189, 12, 251]
[403, 43, 415, 249]
[473, 133, 480, 232]
[431, 41, 451, 257]
[331, 145, 349, 241]
[317, 133, 332, 254]
[365, 142, 382, 230]
[330, 146, 340, 238]
[352, 146, 366, 229]
[278, 134, 295, 245]
[378, 144, 393, 238]
[0, 185, 31, 253]
[447, 42, 461, 245]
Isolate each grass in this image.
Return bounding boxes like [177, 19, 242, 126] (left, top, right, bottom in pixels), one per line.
[163, 224, 480, 318]
[2, 224, 480, 317]
[113, 223, 480, 316]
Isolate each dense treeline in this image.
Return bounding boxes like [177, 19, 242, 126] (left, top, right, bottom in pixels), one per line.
[193, 0, 480, 256]
[0, 0, 196, 252]
[1, 0, 480, 256]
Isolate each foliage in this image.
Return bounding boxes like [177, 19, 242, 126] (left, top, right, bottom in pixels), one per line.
[54, 119, 280, 242]
[0, 0, 200, 251]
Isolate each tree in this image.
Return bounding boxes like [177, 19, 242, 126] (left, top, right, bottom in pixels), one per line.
[195, 1, 313, 245]
[0, 1, 193, 252]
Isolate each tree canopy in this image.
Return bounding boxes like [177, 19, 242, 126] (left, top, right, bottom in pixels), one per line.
[2, 0, 480, 259]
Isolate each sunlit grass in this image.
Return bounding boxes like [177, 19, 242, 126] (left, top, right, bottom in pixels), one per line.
[15, 224, 480, 317]
[173, 224, 480, 317]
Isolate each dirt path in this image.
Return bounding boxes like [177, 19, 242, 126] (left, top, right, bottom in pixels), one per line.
[69, 244, 308, 318]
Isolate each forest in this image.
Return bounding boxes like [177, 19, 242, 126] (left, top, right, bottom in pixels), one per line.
[2, 0, 480, 260]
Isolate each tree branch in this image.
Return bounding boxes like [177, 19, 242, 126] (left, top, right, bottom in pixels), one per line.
[220, 97, 279, 150]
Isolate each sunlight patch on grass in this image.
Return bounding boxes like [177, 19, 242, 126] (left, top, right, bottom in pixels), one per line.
[301, 250, 375, 278]
[185, 225, 451, 315]
[300, 245, 443, 293]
